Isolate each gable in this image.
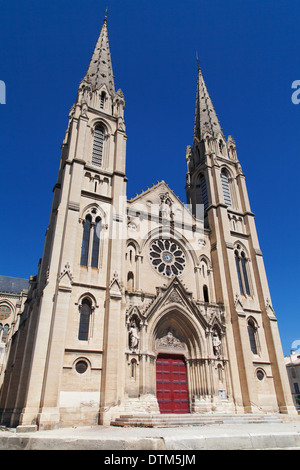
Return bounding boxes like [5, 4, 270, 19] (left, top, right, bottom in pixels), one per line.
[127, 181, 204, 245]
[144, 277, 208, 329]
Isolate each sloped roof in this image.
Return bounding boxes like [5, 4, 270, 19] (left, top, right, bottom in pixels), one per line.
[0, 276, 29, 294]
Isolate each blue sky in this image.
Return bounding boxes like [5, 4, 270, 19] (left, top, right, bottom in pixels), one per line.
[0, 0, 299, 355]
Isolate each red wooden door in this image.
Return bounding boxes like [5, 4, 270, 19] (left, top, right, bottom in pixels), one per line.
[156, 354, 189, 413]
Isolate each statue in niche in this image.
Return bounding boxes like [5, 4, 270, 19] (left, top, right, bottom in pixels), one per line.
[212, 330, 221, 357]
[159, 194, 172, 219]
[129, 321, 140, 352]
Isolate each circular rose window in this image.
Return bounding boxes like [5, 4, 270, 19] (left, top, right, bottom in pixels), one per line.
[149, 239, 186, 277]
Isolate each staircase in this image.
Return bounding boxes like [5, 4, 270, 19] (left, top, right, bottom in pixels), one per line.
[111, 413, 282, 427]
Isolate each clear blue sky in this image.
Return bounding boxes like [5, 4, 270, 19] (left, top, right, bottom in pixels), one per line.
[0, 0, 299, 356]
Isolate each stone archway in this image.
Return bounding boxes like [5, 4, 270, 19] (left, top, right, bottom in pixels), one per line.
[151, 308, 205, 414]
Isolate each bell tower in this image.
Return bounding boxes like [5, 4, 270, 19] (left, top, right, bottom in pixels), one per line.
[186, 65, 295, 414]
[0, 16, 128, 429]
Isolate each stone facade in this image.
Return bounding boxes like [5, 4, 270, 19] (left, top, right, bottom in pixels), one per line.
[0, 17, 296, 429]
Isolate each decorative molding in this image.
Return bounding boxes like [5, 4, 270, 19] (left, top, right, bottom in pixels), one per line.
[225, 241, 234, 249]
[68, 201, 80, 212]
[166, 289, 184, 305]
[58, 262, 73, 292]
[254, 248, 263, 256]
[109, 271, 122, 298]
[58, 262, 73, 283]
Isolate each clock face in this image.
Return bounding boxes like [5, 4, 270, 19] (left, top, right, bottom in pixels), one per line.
[149, 239, 186, 277]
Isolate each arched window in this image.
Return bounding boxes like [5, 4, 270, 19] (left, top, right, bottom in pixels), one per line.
[2, 324, 9, 344]
[92, 125, 104, 167]
[91, 217, 101, 268]
[127, 272, 134, 290]
[203, 285, 209, 303]
[241, 252, 251, 295]
[221, 169, 232, 207]
[78, 298, 91, 341]
[80, 215, 91, 266]
[235, 247, 251, 296]
[131, 358, 137, 380]
[80, 214, 102, 268]
[235, 250, 244, 295]
[247, 319, 258, 355]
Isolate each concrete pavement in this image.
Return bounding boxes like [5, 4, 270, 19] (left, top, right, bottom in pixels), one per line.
[1, 417, 300, 450]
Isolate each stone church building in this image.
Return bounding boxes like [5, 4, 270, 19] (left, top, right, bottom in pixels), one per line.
[0, 17, 296, 429]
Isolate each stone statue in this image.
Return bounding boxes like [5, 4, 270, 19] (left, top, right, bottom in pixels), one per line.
[129, 322, 139, 351]
[212, 331, 221, 357]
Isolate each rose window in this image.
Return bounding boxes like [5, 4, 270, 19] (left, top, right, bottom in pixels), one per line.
[149, 239, 186, 277]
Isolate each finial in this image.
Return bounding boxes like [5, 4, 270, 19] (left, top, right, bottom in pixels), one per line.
[196, 51, 201, 72]
[104, 7, 108, 21]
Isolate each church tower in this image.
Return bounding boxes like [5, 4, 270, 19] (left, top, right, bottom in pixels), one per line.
[186, 65, 294, 414]
[0, 16, 128, 429]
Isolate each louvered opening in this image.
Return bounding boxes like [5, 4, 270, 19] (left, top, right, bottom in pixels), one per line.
[221, 170, 232, 207]
[92, 126, 104, 166]
[200, 175, 208, 211]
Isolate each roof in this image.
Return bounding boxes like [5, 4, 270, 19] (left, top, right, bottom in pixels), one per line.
[0, 276, 29, 294]
[285, 356, 300, 366]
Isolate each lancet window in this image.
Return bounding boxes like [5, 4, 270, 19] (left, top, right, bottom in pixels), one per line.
[234, 246, 251, 296]
[247, 318, 259, 355]
[80, 214, 102, 268]
[78, 298, 92, 341]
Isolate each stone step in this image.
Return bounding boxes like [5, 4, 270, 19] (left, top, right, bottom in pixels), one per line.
[111, 413, 282, 427]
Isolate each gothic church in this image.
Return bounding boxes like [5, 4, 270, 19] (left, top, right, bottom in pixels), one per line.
[0, 17, 296, 429]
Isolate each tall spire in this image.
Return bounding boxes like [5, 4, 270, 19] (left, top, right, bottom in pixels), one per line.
[194, 65, 223, 141]
[84, 15, 115, 94]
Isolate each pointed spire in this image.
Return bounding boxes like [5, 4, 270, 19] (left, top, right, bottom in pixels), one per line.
[194, 64, 223, 141]
[84, 15, 115, 94]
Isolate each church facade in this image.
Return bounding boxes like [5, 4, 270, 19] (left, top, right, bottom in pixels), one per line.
[0, 18, 296, 429]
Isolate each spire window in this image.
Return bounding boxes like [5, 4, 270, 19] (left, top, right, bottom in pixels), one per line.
[100, 91, 106, 109]
[92, 125, 104, 167]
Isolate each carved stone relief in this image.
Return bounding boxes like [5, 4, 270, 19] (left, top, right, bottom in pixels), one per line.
[157, 330, 185, 350]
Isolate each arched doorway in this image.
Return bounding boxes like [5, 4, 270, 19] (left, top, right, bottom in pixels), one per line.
[156, 353, 189, 413]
